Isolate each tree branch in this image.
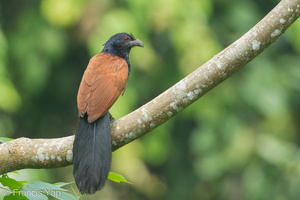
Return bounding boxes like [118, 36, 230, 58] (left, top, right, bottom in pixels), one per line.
[0, 0, 299, 175]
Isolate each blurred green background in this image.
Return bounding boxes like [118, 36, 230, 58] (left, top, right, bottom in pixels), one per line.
[1, 0, 300, 199]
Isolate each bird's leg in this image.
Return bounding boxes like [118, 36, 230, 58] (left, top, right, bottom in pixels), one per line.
[108, 112, 115, 123]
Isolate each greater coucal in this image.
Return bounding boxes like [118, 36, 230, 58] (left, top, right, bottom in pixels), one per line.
[73, 33, 144, 194]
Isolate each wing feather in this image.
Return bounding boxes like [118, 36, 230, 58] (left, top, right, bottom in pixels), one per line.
[77, 53, 128, 123]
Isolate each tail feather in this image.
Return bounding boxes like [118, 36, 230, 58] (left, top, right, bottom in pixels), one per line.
[73, 112, 111, 194]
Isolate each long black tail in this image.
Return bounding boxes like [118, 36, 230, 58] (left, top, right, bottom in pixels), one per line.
[73, 112, 112, 194]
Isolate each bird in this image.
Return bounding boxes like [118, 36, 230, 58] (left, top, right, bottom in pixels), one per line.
[72, 32, 144, 194]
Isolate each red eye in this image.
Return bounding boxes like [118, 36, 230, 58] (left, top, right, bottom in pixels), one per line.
[123, 37, 129, 41]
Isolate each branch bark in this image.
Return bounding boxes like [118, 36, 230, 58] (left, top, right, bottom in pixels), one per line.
[0, 0, 299, 175]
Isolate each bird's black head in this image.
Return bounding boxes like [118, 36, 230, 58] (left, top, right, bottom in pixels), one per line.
[102, 33, 144, 62]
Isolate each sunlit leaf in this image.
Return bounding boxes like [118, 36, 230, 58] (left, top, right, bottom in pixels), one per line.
[0, 137, 14, 144]
[108, 172, 131, 184]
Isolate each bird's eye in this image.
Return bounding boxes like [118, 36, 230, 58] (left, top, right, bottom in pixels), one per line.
[123, 36, 129, 41]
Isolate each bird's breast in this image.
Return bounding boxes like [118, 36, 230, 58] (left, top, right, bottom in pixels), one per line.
[77, 52, 129, 122]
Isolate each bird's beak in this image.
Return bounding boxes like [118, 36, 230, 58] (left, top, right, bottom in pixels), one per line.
[130, 39, 144, 48]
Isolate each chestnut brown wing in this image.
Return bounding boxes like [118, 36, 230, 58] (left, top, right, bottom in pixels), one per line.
[77, 53, 129, 123]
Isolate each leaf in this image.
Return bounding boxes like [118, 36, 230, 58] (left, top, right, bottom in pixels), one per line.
[50, 191, 78, 200]
[1, 173, 9, 178]
[20, 190, 48, 200]
[24, 182, 78, 200]
[4, 193, 29, 200]
[108, 172, 132, 184]
[0, 176, 24, 190]
[0, 137, 14, 144]
[20, 181, 70, 200]
[23, 181, 67, 192]
[53, 182, 80, 199]
[53, 182, 73, 188]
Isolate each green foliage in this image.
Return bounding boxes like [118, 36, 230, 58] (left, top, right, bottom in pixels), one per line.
[0, 172, 132, 199]
[0, 137, 14, 144]
[0, 174, 77, 200]
[0, 174, 25, 190]
[1, 0, 300, 199]
[108, 172, 131, 184]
